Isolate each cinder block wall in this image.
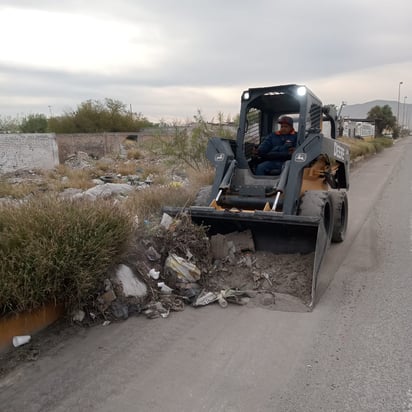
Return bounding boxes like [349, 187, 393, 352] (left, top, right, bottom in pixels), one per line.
[55, 133, 130, 163]
[0, 131, 160, 174]
[0, 133, 59, 174]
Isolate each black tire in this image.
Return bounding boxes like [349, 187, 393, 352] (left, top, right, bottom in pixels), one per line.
[298, 190, 334, 241]
[194, 185, 212, 206]
[330, 190, 348, 243]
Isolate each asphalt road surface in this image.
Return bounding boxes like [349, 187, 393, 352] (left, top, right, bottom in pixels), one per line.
[1, 138, 411, 412]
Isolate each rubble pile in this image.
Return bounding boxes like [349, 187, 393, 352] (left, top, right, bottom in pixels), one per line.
[72, 213, 314, 325]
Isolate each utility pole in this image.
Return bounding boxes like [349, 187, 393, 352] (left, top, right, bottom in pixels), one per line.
[402, 96, 407, 130]
[397, 81, 403, 126]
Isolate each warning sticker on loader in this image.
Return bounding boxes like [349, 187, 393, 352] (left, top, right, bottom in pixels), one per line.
[333, 142, 345, 161]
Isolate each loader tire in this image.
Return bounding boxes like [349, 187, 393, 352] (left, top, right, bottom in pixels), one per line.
[330, 190, 348, 243]
[298, 190, 333, 241]
[194, 186, 212, 206]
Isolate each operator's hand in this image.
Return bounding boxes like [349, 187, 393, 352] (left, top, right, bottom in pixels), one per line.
[251, 145, 259, 157]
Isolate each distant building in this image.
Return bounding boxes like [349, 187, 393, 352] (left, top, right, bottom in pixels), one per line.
[341, 118, 375, 138]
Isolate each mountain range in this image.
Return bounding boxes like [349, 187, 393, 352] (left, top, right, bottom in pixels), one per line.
[341, 100, 411, 126]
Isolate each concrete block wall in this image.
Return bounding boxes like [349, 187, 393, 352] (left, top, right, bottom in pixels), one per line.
[55, 133, 129, 163]
[0, 133, 59, 174]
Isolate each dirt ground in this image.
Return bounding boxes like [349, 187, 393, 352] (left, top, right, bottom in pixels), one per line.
[132, 216, 315, 312]
[0, 156, 316, 376]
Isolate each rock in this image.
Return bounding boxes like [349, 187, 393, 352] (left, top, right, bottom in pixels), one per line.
[210, 234, 229, 260]
[210, 231, 254, 260]
[145, 246, 161, 262]
[84, 183, 134, 199]
[114, 264, 148, 298]
[260, 293, 275, 306]
[225, 230, 255, 253]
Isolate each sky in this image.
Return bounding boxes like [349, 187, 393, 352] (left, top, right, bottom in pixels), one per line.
[1, 0, 412, 122]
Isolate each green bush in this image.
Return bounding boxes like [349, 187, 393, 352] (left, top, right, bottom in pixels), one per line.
[0, 196, 134, 314]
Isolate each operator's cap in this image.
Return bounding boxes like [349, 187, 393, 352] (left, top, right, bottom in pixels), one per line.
[278, 116, 293, 126]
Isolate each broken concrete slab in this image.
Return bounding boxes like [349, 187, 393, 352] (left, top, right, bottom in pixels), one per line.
[114, 264, 148, 298]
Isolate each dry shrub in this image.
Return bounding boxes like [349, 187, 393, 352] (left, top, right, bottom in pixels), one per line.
[337, 137, 392, 159]
[0, 180, 36, 198]
[45, 165, 95, 191]
[115, 161, 139, 176]
[0, 195, 134, 314]
[127, 148, 142, 160]
[186, 166, 215, 191]
[123, 185, 195, 221]
[94, 159, 114, 173]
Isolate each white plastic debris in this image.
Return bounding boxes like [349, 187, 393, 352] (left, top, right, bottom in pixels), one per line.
[72, 309, 86, 322]
[12, 335, 31, 347]
[148, 268, 160, 280]
[165, 254, 201, 283]
[158, 282, 173, 294]
[193, 290, 218, 307]
[160, 213, 173, 229]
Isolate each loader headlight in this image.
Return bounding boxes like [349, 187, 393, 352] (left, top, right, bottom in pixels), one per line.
[242, 91, 250, 100]
[297, 86, 306, 96]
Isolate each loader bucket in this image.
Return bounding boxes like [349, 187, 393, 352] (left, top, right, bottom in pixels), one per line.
[163, 206, 332, 309]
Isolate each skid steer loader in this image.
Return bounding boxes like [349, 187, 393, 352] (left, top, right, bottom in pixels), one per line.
[164, 84, 350, 308]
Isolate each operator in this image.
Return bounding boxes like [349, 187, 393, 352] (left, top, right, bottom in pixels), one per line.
[252, 115, 297, 175]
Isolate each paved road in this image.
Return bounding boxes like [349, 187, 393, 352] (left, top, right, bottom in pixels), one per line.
[1, 138, 411, 412]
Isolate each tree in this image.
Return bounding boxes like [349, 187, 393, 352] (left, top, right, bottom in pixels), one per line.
[20, 114, 48, 133]
[159, 110, 236, 171]
[0, 115, 20, 133]
[47, 98, 153, 133]
[367, 105, 396, 136]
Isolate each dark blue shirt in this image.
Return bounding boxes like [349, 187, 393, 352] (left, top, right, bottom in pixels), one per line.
[257, 131, 297, 157]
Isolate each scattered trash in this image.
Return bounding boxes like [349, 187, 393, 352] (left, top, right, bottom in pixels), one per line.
[72, 309, 86, 322]
[193, 290, 218, 307]
[102, 320, 111, 327]
[186, 249, 193, 261]
[193, 289, 251, 308]
[99, 289, 117, 306]
[160, 310, 170, 319]
[158, 282, 173, 294]
[148, 268, 160, 280]
[145, 246, 161, 262]
[104, 278, 113, 291]
[143, 302, 171, 319]
[12, 335, 31, 348]
[110, 301, 129, 320]
[160, 212, 173, 229]
[165, 254, 201, 284]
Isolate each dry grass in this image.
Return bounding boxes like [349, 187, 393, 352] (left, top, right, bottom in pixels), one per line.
[127, 148, 142, 160]
[0, 195, 134, 314]
[114, 161, 139, 176]
[0, 180, 36, 198]
[186, 166, 215, 188]
[123, 184, 195, 222]
[338, 136, 393, 159]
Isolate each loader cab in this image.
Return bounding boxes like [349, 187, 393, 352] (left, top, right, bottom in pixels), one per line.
[237, 84, 324, 172]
